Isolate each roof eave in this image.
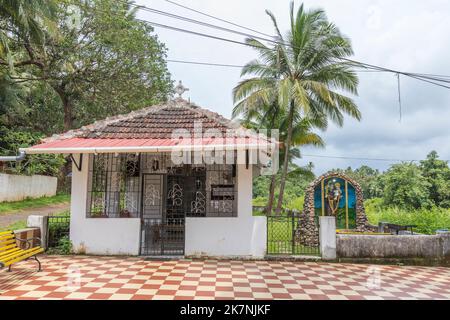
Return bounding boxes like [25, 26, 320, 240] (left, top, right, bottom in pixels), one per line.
[20, 144, 263, 155]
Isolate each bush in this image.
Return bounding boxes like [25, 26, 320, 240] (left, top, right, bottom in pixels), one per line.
[46, 235, 72, 255]
[285, 196, 304, 211]
[365, 199, 450, 234]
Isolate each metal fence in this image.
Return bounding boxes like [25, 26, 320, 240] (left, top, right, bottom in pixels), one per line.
[47, 213, 70, 248]
[267, 212, 320, 256]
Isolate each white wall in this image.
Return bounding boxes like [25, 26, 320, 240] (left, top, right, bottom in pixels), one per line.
[70, 155, 266, 257]
[185, 164, 267, 258]
[70, 154, 140, 255]
[0, 173, 57, 202]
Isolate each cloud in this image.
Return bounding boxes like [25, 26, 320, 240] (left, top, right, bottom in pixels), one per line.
[136, 0, 450, 174]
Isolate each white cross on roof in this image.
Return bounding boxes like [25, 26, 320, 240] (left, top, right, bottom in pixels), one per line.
[174, 80, 189, 98]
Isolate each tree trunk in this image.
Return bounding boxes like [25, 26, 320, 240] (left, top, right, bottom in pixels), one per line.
[265, 115, 278, 216]
[266, 173, 277, 215]
[53, 85, 73, 131]
[62, 95, 73, 131]
[275, 104, 294, 215]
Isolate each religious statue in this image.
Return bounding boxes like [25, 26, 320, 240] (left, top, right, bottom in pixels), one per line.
[325, 179, 342, 216]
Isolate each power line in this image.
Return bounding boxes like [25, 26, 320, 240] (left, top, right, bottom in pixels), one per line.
[142, 17, 450, 87]
[132, 3, 280, 46]
[301, 154, 443, 162]
[166, 58, 409, 74]
[162, 0, 273, 38]
[167, 59, 244, 68]
[30, 1, 450, 91]
[129, 2, 450, 89]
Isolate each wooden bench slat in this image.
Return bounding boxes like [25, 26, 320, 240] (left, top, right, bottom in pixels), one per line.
[0, 235, 15, 242]
[2, 248, 44, 267]
[1, 247, 44, 264]
[0, 243, 19, 252]
[0, 230, 43, 271]
[0, 248, 23, 261]
[0, 239, 17, 247]
[0, 247, 21, 257]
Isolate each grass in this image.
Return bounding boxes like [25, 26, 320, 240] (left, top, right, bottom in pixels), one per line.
[0, 194, 70, 214]
[365, 198, 450, 235]
[0, 220, 27, 232]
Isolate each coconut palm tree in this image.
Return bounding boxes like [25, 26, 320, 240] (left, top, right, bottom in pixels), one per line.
[235, 99, 325, 214]
[233, 2, 361, 214]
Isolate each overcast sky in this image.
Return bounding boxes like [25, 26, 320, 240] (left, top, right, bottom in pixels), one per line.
[135, 0, 450, 174]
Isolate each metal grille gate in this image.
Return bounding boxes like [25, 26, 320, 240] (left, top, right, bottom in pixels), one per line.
[140, 174, 185, 256]
[267, 213, 320, 256]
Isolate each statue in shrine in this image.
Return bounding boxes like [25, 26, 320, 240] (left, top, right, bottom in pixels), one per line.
[325, 179, 342, 216]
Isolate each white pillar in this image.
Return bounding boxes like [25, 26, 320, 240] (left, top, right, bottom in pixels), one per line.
[27, 215, 48, 249]
[320, 216, 336, 260]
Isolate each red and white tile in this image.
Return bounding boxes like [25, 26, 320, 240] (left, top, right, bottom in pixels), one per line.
[0, 256, 449, 300]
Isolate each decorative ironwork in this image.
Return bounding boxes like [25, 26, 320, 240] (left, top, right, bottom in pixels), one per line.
[167, 183, 183, 207]
[144, 183, 160, 206]
[87, 154, 140, 218]
[190, 191, 206, 214]
[87, 153, 238, 219]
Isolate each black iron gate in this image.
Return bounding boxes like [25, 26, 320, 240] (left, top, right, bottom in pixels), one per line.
[140, 174, 185, 256]
[267, 212, 320, 256]
[141, 218, 185, 256]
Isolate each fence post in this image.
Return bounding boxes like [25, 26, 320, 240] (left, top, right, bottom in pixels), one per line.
[27, 215, 48, 250]
[291, 212, 295, 254]
[319, 216, 336, 260]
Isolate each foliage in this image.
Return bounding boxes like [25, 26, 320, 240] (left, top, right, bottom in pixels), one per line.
[253, 166, 314, 207]
[0, 127, 66, 175]
[419, 151, 450, 208]
[365, 199, 450, 235]
[0, 194, 70, 214]
[382, 163, 432, 209]
[332, 165, 383, 200]
[0, 0, 173, 182]
[1, 0, 173, 131]
[0, 0, 58, 63]
[47, 235, 72, 255]
[285, 196, 305, 211]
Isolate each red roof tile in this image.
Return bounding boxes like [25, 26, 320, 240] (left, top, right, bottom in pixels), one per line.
[24, 98, 271, 153]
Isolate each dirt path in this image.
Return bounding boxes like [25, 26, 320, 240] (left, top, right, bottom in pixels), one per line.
[0, 202, 70, 228]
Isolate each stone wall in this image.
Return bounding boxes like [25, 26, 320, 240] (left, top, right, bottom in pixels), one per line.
[337, 233, 450, 259]
[298, 172, 371, 247]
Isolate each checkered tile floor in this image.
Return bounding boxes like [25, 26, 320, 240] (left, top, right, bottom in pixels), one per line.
[0, 255, 449, 300]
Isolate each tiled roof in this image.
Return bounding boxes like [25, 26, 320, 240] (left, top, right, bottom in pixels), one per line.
[85, 105, 232, 139]
[42, 98, 244, 143]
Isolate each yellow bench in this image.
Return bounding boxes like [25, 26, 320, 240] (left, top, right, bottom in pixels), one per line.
[0, 230, 44, 272]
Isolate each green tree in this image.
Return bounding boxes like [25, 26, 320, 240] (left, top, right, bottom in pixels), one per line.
[420, 151, 450, 208]
[235, 97, 324, 214]
[0, 127, 65, 176]
[1, 0, 172, 131]
[0, 0, 57, 65]
[334, 165, 383, 199]
[233, 2, 361, 214]
[382, 163, 432, 209]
